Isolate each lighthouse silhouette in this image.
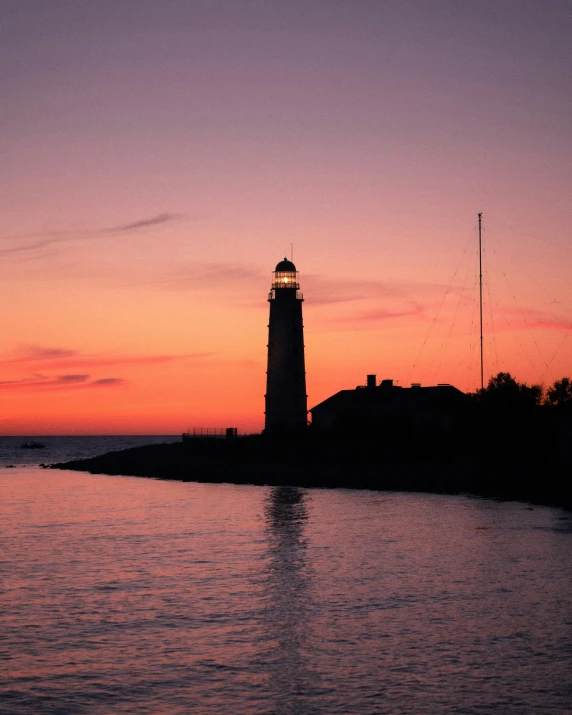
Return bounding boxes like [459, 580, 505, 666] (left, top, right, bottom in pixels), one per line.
[264, 258, 308, 433]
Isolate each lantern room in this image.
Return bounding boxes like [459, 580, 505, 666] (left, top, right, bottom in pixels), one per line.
[271, 258, 300, 291]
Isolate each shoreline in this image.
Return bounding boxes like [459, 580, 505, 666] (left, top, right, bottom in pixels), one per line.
[49, 435, 572, 511]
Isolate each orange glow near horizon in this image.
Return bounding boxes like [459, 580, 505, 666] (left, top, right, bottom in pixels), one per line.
[2, 240, 571, 436]
[1, 4, 571, 435]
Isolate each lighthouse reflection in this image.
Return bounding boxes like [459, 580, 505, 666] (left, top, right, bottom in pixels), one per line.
[262, 486, 318, 712]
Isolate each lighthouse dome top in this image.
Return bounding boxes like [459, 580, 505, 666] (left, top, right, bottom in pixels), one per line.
[275, 258, 297, 272]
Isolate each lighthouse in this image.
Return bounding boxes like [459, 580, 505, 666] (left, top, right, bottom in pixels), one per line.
[264, 258, 308, 433]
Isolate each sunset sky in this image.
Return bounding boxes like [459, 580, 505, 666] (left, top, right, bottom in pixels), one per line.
[2, 0, 571, 434]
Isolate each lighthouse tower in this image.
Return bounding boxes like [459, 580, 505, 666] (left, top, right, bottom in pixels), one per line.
[264, 258, 307, 433]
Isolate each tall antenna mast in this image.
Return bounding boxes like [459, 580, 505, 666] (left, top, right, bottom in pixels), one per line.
[478, 212, 484, 391]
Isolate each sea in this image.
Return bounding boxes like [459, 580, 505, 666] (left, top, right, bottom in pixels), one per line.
[1, 436, 571, 714]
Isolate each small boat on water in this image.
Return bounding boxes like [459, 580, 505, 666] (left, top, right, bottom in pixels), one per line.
[20, 441, 46, 449]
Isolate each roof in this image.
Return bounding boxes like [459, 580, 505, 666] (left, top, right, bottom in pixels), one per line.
[275, 258, 297, 272]
[310, 384, 467, 414]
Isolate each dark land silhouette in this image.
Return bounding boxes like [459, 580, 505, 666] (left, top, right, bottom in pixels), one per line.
[50, 372, 572, 510]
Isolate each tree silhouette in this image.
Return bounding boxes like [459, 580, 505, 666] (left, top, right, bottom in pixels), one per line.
[477, 372, 543, 410]
[546, 377, 572, 411]
[471, 372, 547, 443]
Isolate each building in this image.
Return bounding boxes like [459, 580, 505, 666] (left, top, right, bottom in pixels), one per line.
[264, 259, 308, 433]
[310, 375, 468, 437]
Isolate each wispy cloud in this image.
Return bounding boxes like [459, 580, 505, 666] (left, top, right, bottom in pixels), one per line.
[91, 378, 125, 386]
[2, 345, 211, 370]
[9, 346, 79, 362]
[496, 306, 572, 332]
[527, 317, 572, 331]
[303, 275, 467, 307]
[54, 374, 90, 383]
[172, 263, 264, 291]
[0, 238, 62, 256]
[0, 346, 213, 392]
[37, 353, 213, 371]
[117, 261, 266, 294]
[108, 213, 180, 233]
[328, 301, 426, 328]
[303, 275, 398, 305]
[0, 213, 182, 256]
[0, 373, 125, 391]
[350, 302, 426, 322]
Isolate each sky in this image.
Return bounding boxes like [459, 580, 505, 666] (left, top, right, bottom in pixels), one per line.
[1, 0, 571, 434]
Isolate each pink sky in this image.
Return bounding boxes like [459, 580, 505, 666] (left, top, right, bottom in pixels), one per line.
[1, 1, 571, 434]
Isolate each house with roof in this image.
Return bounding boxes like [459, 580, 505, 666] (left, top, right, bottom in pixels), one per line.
[309, 375, 468, 437]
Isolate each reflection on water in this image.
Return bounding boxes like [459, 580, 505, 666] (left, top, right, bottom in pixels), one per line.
[2, 468, 572, 714]
[262, 487, 318, 713]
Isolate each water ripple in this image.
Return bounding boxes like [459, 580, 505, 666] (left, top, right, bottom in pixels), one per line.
[1, 468, 572, 714]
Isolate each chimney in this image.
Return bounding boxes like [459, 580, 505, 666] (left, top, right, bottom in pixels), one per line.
[367, 374, 377, 389]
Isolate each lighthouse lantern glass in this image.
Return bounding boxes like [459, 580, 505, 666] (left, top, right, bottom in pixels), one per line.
[272, 270, 299, 290]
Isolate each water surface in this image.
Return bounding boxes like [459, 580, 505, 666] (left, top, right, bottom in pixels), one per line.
[1, 463, 571, 714]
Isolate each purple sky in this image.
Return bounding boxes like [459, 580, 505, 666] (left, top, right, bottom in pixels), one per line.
[2, 1, 571, 432]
